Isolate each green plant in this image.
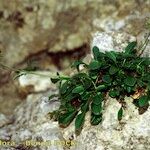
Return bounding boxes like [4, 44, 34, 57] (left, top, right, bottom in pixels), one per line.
[50, 41, 150, 135]
[0, 34, 150, 136]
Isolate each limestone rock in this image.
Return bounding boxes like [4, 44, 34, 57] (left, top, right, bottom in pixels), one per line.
[18, 71, 55, 92]
[92, 32, 136, 53]
[0, 92, 64, 150]
[0, 114, 10, 128]
[0, 91, 149, 150]
[0, 0, 149, 67]
[92, 31, 150, 57]
[62, 97, 150, 150]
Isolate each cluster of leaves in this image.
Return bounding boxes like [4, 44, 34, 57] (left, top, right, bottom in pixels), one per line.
[51, 41, 150, 135]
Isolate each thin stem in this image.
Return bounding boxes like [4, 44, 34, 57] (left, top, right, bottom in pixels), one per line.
[0, 63, 20, 72]
[138, 32, 150, 56]
[22, 71, 52, 78]
[0, 63, 52, 78]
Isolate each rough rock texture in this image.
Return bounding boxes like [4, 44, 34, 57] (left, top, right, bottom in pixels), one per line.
[0, 0, 150, 67]
[92, 32, 136, 53]
[0, 31, 150, 150]
[92, 31, 150, 57]
[0, 0, 150, 115]
[0, 92, 64, 150]
[0, 93, 149, 150]
[62, 97, 150, 150]
[18, 71, 55, 92]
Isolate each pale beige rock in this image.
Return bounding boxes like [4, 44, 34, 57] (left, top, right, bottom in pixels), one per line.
[0, 91, 149, 150]
[92, 31, 136, 53]
[0, 0, 150, 67]
[0, 93, 64, 150]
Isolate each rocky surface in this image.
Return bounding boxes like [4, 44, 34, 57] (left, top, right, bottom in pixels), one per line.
[0, 92, 149, 150]
[0, 0, 150, 67]
[92, 31, 150, 58]
[0, 92, 64, 150]
[63, 97, 150, 150]
[92, 32, 136, 53]
[0, 31, 150, 150]
[0, 0, 150, 115]
[0, 0, 150, 147]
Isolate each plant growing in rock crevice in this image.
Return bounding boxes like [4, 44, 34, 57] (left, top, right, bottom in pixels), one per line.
[0, 35, 149, 136]
[50, 41, 150, 135]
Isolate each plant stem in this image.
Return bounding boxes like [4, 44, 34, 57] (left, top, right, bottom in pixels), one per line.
[138, 32, 150, 56]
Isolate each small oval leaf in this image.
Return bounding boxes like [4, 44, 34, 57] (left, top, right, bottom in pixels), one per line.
[124, 77, 136, 87]
[75, 112, 86, 135]
[72, 85, 84, 94]
[91, 103, 102, 115]
[59, 111, 77, 128]
[105, 51, 117, 63]
[89, 60, 101, 70]
[138, 95, 149, 107]
[125, 41, 137, 54]
[93, 93, 103, 105]
[118, 107, 123, 121]
[91, 113, 102, 125]
[109, 66, 118, 75]
[102, 75, 112, 83]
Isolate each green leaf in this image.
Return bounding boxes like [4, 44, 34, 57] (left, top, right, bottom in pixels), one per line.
[138, 95, 149, 107]
[81, 101, 89, 112]
[109, 66, 118, 75]
[142, 73, 150, 82]
[118, 107, 123, 121]
[89, 60, 101, 70]
[72, 85, 84, 94]
[102, 75, 112, 83]
[125, 41, 137, 54]
[105, 51, 117, 63]
[89, 70, 98, 80]
[93, 93, 103, 105]
[81, 92, 91, 101]
[81, 78, 92, 89]
[60, 81, 70, 95]
[75, 112, 86, 135]
[71, 60, 86, 71]
[126, 86, 132, 93]
[59, 111, 77, 127]
[72, 73, 92, 89]
[51, 77, 60, 84]
[137, 79, 145, 87]
[92, 46, 100, 60]
[124, 77, 136, 86]
[109, 90, 119, 98]
[133, 99, 139, 107]
[91, 103, 102, 115]
[63, 92, 77, 102]
[136, 66, 145, 74]
[96, 85, 107, 91]
[66, 103, 76, 112]
[73, 73, 89, 79]
[91, 113, 102, 125]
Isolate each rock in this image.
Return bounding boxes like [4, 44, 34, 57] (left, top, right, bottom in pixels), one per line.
[0, 92, 65, 150]
[92, 32, 136, 53]
[0, 80, 22, 115]
[92, 31, 150, 57]
[0, 114, 10, 128]
[0, 0, 149, 116]
[62, 97, 150, 150]
[0, 86, 149, 149]
[0, 85, 149, 149]
[18, 71, 55, 92]
[137, 32, 150, 57]
[0, 0, 149, 67]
